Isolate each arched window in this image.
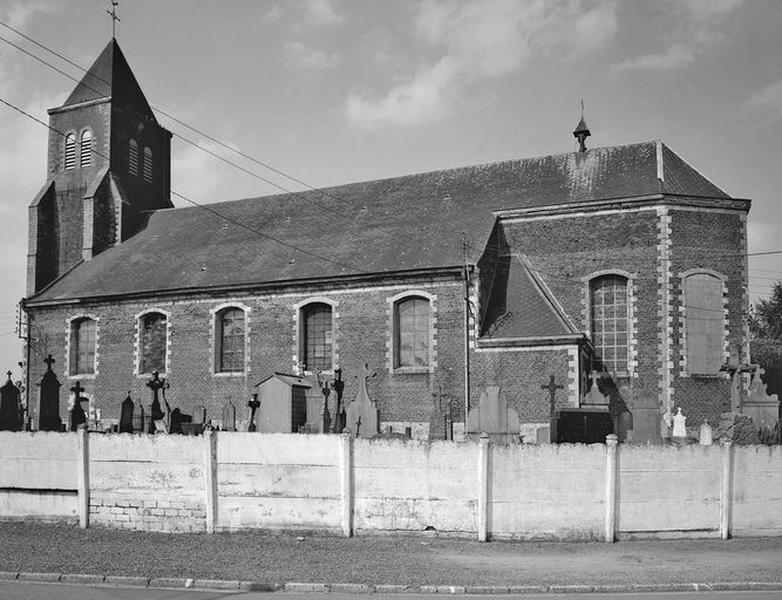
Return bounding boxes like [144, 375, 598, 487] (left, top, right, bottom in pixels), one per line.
[138, 312, 167, 374]
[684, 273, 723, 375]
[79, 130, 93, 168]
[301, 303, 332, 372]
[64, 133, 76, 170]
[128, 139, 139, 176]
[70, 317, 97, 376]
[394, 296, 431, 368]
[590, 275, 629, 375]
[143, 146, 153, 182]
[216, 307, 245, 373]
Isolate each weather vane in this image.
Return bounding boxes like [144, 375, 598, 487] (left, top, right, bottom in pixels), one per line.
[107, 1, 120, 38]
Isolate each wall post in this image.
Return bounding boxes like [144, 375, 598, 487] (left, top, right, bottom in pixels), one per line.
[76, 427, 89, 529]
[204, 429, 218, 534]
[604, 434, 618, 543]
[719, 440, 733, 540]
[477, 432, 490, 542]
[339, 433, 353, 538]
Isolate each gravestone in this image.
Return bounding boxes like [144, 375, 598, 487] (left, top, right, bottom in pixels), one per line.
[582, 372, 609, 406]
[37, 355, 62, 432]
[466, 385, 520, 443]
[146, 371, 167, 433]
[0, 371, 22, 431]
[132, 402, 144, 433]
[716, 411, 761, 445]
[345, 364, 379, 439]
[743, 368, 780, 430]
[119, 392, 134, 433]
[318, 375, 331, 434]
[247, 394, 260, 432]
[699, 420, 713, 446]
[672, 407, 688, 444]
[169, 408, 190, 434]
[68, 381, 87, 431]
[222, 400, 236, 432]
[331, 368, 346, 434]
[625, 392, 661, 445]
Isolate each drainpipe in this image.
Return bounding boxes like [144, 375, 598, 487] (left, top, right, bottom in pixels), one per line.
[463, 264, 471, 427]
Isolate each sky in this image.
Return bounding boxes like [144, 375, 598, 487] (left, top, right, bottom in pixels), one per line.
[0, 0, 781, 378]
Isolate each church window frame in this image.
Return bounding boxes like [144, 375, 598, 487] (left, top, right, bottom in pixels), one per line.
[210, 303, 251, 376]
[679, 269, 728, 377]
[64, 132, 77, 170]
[587, 273, 632, 378]
[294, 298, 338, 375]
[387, 290, 437, 374]
[128, 138, 139, 176]
[143, 146, 153, 183]
[79, 129, 93, 168]
[65, 314, 99, 379]
[134, 309, 171, 377]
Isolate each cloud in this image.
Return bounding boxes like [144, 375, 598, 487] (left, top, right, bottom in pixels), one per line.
[345, 0, 617, 131]
[747, 78, 782, 118]
[610, 0, 743, 74]
[302, 0, 343, 28]
[285, 41, 340, 69]
[1, 0, 63, 29]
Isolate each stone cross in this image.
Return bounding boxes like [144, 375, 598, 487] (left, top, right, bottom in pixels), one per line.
[542, 374, 564, 418]
[318, 373, 331, 434]
[330, 368, 345, 434]
[69, 380, 87, 431]
[146, 371, 166, 431]
[44, 354, 56, 371]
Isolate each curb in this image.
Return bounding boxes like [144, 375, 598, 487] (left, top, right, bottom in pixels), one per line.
[3, 572, 782, 593]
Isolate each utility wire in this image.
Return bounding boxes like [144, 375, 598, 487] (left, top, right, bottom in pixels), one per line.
[0, 96, 368, 275]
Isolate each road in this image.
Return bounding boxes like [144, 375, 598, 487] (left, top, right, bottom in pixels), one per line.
[1, 582, 782, 600]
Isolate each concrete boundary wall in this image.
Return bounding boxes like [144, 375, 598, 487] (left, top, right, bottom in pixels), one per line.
[0, 432, 781, 541]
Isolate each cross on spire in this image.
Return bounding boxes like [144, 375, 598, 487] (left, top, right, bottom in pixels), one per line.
[106, 0, 121, 38]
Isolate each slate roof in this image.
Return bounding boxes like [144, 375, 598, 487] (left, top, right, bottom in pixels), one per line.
[30, 141, 732, 304]
[480, 255, 578, 340]
[58, 39, 156, 123]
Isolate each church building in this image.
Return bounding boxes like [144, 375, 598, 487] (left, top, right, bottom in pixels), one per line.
[22, 39, 751, 441]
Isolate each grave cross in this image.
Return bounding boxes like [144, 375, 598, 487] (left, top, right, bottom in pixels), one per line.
[69, 380, 87, 431]
[247, 393, 260, 432]
[44, 354, 55, 371]
[542, 374, 564, 419]
[330, 368, 345, 434]
[146, 371, 166, 423]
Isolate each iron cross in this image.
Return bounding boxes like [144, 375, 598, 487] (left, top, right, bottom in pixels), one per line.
[107, 1, 120, 38]
[542, 374, 564, 416]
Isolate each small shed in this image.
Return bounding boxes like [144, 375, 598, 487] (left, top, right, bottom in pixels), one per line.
[253, 373, 311, 433]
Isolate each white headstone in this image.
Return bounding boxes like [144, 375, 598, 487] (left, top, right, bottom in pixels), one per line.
[672, 407, 687, 438]
[699, 419, 713, 446]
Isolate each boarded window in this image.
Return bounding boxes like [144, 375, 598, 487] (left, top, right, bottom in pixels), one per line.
[143, 146, 153, 182]
[139, 312, 167, 374]
[79, 130, 93, 168]
[217, 308, 245, 373]
[70, 318, 96, 375]
[395, 296, 430, 368]
[64, 133, 76, 170]
[302, 303, 332, 372]
[129, 139, 139, 176]
[590, 275, 629, 375]
[685, 273, 723, 375]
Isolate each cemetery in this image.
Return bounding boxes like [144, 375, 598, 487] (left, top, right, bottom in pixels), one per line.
[0, 354, 779, 541]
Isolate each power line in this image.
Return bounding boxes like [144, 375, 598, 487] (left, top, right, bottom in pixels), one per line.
[0, 96, 368, 275]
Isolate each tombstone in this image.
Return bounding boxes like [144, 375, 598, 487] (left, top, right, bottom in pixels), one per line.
[222, 400, 236, 432]
[625, 392, 662, 445]
[466, 385, 521, 443]
[0, 371, 22, 431]
[247, 394, 260, 432]
[37, 355, 62, 432]
[742, 368, 780, 430]
[146, 371, 167, 433]
[318, 375, 331, 434]
[254, 373, 310, 433]
[192, 404, 206, 425]
[132, 402, 145, 434]
[68, 381, 87, 431]
[331, 368, 346, 434]
[699, 419, 713, 446]
[344, 364, 380, 439]
[583, 372, 609, 406]
[119, 392, 134, 433]
[661, 408, 673, 440]
[671, 407, 688, 444]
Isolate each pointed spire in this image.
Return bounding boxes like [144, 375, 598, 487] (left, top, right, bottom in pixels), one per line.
[573, 100, 591, 153]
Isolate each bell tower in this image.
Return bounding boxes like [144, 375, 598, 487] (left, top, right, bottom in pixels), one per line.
[27, 38, 172, 296]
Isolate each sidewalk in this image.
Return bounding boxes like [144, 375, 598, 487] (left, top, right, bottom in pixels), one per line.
[0, 522, 781, 591]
